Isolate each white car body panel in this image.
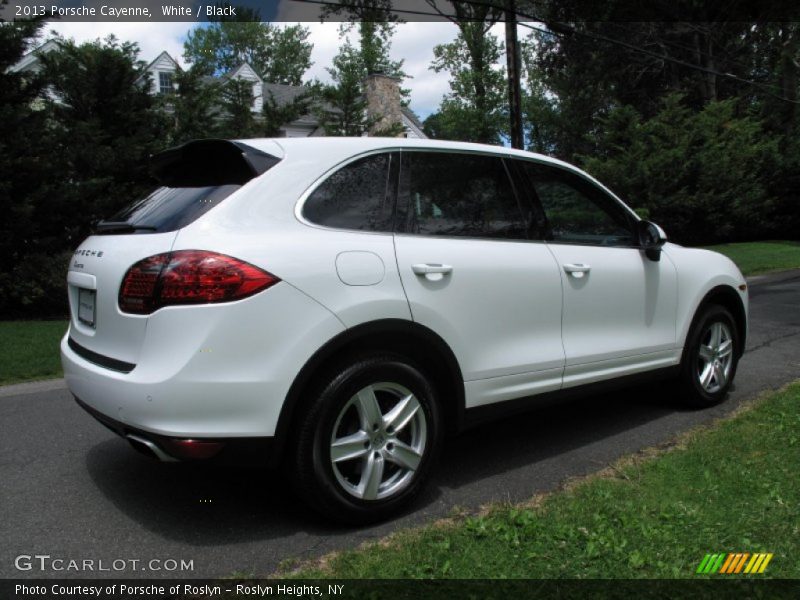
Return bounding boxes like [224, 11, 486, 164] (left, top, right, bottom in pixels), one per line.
[545, 243, 681, 387]
[662, 243, 749, 345]
[394, 235, 565, 384]
[66, 232, 178, 364]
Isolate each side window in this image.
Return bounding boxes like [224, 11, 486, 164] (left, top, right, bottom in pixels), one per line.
[400, 151, 530, 240]
[303, 153, 394, 231]
[519, 162, 635, 246]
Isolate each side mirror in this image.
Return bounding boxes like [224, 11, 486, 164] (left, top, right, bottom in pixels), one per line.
[638, 220, 667, 261]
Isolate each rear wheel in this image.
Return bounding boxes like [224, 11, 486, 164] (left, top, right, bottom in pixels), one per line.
[678, 305, 740, 408]
[290, 355, 442, 524]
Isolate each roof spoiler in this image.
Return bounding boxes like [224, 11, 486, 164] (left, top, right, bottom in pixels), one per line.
[151, 139, 280, 187]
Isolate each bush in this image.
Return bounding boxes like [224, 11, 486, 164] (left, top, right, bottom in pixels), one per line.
[0, 252, 72, 318]
[580, 95, 780, 245]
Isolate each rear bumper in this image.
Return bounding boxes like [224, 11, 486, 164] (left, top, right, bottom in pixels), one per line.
[60, 281, 346, 440]
[74, 395, 274, 465]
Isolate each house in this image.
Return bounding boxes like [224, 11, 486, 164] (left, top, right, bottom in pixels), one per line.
[139, 50, 427, 138]
[11, 43, 427, 139]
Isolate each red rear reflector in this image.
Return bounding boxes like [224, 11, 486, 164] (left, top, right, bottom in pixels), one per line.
[119, 250, 279, 314]
[161, 439, 226, 460]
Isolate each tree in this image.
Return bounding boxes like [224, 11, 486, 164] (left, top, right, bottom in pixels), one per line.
[169, 65, 222, 144]
[315, 40, 372, 136]
[183, 5, 311, 84]
[0, 33, 164, 316]
[261, 87, 313, 137]
[0, 19, 56, 316]
[41, 34, 164, 215]
[321, 1, 404, 74]
[217, 77, 258, 138]
[580, 95, 779, 244]
[426, 23, 507, 144]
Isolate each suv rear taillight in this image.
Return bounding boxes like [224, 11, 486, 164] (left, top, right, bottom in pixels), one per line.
[119, 250, 279, 315]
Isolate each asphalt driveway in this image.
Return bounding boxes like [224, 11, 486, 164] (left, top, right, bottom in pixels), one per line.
[1, 270, 798, 579]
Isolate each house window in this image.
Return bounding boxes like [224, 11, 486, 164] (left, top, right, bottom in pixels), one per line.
[158, 72, 174, 95]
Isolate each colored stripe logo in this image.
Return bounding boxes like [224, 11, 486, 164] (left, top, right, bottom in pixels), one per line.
[696, 553, 773, 574]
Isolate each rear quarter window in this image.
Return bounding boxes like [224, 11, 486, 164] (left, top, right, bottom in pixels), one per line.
[302, 153, 395, 232]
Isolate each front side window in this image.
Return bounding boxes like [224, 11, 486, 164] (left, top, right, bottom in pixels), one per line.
[399, 151, 530, 240]
[518, 161, 635, 246]
[303, 153, 394, 232]
[158, 72, 174, 95]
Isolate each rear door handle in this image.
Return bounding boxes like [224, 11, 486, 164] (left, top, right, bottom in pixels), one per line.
[412, 263, 453, 275]
[563, 263, 591, 278]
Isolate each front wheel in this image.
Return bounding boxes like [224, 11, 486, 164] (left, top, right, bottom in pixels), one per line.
[678, 305, 741, 408]
[289, 355, 442, 524]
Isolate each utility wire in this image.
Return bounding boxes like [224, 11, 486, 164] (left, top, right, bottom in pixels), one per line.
[288, 0, 800, 104]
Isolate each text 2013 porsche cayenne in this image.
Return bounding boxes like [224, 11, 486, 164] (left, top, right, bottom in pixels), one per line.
[61, 138, 748, 522]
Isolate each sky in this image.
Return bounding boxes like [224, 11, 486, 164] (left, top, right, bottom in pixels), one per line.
[44, 20, 509, 121]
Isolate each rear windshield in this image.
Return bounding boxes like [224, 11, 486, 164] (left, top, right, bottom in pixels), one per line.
[95, 139, 280, 234]
[100, 185, 241, 234]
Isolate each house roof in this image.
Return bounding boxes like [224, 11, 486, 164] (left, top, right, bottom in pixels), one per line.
[8, 39, 62, 73]
[142, 50, 180, 73]
[401, 107, 426, 135]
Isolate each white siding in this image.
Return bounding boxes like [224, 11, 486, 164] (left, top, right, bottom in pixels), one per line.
[228, 63, 263, 113]
[145, 52, 179, 96]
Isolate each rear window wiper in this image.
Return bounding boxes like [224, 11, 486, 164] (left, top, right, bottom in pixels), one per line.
[94, 221, 159, 234]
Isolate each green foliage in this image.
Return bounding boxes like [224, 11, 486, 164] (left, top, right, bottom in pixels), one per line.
[426, 23, 507, 144]
[315, 40, 372, 136]
[705, 241, 800, 276]
[580, 95, 780, 244]
[40, 35, 164, 219]
[0, 252, 72, 318]
[320, 1, 407, 92]
[0, 21, 52, 315]
[170, 65, 222, 144]
[261, 87, 312, 137]
[183, 8, 311, 85]
[0, 320, 68, 385]
[0, 34, 164, 317]
[217, 77, 258, 138]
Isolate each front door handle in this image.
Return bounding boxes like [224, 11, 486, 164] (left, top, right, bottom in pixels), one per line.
[563, 263, 591, 278]
[412, 263, 453, 276]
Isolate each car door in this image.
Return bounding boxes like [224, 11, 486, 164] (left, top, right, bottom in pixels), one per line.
[513, 159, 678, 389]
[393, 150, 565, 408]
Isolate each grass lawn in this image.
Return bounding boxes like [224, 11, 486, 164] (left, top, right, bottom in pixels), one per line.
[0, 320, 67, 385]
[705, 240, 800, 276]
[288, 382, 800, 579]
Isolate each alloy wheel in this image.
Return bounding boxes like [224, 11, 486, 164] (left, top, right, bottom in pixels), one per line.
[696, 321, 734, 394]
[329, 382, 427, 501]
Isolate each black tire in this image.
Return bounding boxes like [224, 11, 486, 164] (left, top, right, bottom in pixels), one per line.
[677, 304, 741, 408]
[289, 354, 442, 524]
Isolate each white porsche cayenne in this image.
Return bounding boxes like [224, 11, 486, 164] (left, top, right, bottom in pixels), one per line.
[61, 137, 748, 522]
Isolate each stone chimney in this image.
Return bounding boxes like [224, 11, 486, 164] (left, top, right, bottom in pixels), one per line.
[364, 73, 404, 137]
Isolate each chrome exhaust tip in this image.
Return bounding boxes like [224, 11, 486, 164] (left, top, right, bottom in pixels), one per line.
[126, 434, 179, 462]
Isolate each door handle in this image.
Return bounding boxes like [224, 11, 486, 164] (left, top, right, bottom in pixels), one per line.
[563, 263, 591, 278]
[412, 263, 453, 276]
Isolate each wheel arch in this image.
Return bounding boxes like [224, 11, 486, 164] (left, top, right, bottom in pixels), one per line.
[684, 285, 747, 358]
[269, 319, 465, 467]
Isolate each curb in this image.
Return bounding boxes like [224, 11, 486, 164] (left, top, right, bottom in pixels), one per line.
[0, 378, 66, 398]
[745, 268, 800, 285]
